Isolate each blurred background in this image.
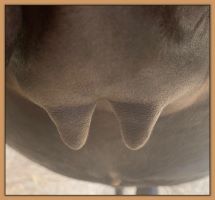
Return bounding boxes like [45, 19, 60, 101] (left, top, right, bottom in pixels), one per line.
[6, 145, 209, 195]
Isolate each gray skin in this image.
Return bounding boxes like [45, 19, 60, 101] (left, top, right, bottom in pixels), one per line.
[6, 6, 209, 191]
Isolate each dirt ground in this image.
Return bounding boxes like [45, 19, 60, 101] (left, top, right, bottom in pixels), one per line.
[6, 145, 209, 195]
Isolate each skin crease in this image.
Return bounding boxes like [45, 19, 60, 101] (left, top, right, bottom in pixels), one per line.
[6, 6, 209, 189]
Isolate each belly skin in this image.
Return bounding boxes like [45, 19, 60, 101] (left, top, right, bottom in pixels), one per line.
[6, 88, 209, 187]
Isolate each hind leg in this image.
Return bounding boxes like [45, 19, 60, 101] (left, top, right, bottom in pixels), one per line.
[136, 186, 158, 195]
[114, 187, 124, 195]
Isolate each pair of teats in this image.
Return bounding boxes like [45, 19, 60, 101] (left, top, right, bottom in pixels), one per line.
[47, 100, 163, 151]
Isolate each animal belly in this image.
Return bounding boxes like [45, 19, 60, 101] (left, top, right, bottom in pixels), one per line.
[6, 88, 209, 187]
